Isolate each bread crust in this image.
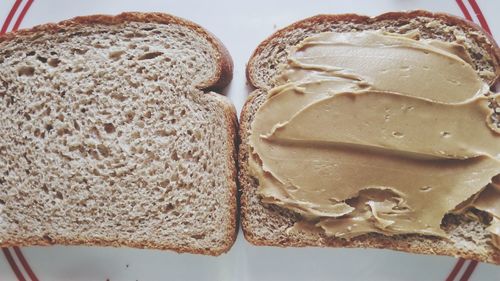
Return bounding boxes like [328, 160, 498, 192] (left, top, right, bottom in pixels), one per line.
[206, 92, 240, 255]
[241, 11, 500, 264]
[246, 11, 500, 89]
[0, 237, 221, 256]
[0, 12, 233, 91]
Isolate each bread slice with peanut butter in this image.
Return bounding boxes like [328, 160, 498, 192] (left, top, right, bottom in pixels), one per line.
[240, 11, 500, 264]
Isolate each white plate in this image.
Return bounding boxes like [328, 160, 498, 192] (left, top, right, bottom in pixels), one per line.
[0, 0, 499, 280]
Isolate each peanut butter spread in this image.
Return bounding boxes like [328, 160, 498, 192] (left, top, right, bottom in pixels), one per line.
[471, 180, 500, 248]
[249, 31, 500, 245]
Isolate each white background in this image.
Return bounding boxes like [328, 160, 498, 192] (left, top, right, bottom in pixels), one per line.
[0, 0, 499, 280]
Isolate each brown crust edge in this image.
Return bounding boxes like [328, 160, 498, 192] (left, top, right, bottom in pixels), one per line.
[205, 92, 240, 256]
[0, 238, 221, 256]
[246, 10, 500, 89]
[0, 12, 233, 91]
[239, 91, 261, 245]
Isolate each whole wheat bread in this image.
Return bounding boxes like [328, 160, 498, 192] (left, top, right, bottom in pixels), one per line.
[0, 12, 237, 256]
[240, 11, 500, 264]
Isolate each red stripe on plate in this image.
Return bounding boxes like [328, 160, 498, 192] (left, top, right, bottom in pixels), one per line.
[13, 247, 39, 281]
[12, 0, 33, 31]
[2, 248, 27, 281]
[458, 260, 478, 281]
[0, 0, 23, 34]
[455, 0, 473, 21]
[446, 258, 465, 281]
[467, 0, 492, 34]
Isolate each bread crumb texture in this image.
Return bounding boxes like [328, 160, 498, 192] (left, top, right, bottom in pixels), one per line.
[0, 19, 234, 254]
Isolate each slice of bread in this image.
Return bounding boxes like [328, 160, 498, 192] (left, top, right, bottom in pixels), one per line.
[240, 11, 500, 264]
[0, 12, 237, 256]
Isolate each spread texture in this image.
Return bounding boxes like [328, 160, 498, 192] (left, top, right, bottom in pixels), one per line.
[248, 31, 500, 245]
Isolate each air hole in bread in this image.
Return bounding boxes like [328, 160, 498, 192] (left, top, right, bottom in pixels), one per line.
[103, 123, 115, 134]
[93, 42, 107, 49]
[97, 144, 110, 157]
[159, 179, 170, 187]
[17, 66, 35, 76]
[191, 233, 205, 240]
[33, 128, 41, 138]
[138, 51, 163, 60]
[55, 191, 63, 200]
[109, 50, 125, 60]
[73, 120, 80, 131]
[124, 111, 135, 123]
[36, 56, 47, 63]
[155, 129, 175, 137]
[125, 32, 146, 38]
[56, 128, 70, 136]
[171, 151, 179, 161]
[162, 203, 175, 213]
[71, 48, 88, 55]
[47, 58, 61, 67]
